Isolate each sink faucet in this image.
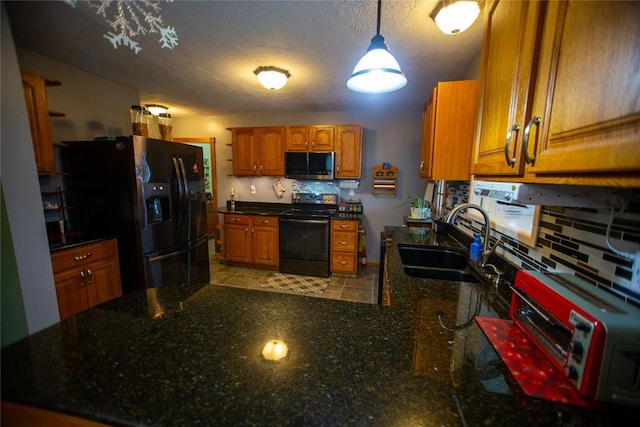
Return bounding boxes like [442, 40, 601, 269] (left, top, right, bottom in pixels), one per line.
[445, 203, 496, 266]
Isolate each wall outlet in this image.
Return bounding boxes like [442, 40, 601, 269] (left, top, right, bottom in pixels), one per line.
[631, 251, 640, 293]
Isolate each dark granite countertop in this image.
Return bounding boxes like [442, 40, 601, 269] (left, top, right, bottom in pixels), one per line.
[2, 227, 638, 425]
[217, 201, 291, 216]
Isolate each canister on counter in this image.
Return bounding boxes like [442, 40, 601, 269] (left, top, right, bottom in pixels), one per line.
[130, 105, 148, 136]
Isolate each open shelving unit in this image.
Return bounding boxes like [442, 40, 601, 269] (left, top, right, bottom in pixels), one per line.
[372, 165, 398, 195]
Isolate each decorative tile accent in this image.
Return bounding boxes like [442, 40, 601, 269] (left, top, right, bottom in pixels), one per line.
[446, 182, 640, 307]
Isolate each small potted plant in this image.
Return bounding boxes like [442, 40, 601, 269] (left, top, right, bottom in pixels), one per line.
[408, 194, 431, 219]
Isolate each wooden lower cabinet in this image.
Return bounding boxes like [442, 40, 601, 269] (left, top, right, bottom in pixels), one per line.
[224, 214, 279, 267]
[51, 238, 122, 320]
[330, 219, 359, 275]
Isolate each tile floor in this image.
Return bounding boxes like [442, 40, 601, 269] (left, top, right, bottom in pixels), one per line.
[209, 244, 378, 304]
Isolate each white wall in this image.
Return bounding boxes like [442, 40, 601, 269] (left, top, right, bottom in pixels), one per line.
[173, 109, 425, 262]
[1, 9, 59, 335]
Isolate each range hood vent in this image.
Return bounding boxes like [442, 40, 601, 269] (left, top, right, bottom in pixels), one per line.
[473, 181, 632, 209]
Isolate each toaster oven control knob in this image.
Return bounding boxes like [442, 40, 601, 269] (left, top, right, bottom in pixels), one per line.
[569, 340, 584, 356]
[564, 365, 579, 380]
[574, 321, 591, 333]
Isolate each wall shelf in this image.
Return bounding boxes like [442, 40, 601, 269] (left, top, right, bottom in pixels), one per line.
[372, 165, 398, 195]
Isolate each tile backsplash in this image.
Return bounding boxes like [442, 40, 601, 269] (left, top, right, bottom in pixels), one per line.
[446, 182, 640, 307]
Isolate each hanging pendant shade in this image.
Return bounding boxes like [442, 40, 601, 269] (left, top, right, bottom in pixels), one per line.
[347, 0, 407, 93]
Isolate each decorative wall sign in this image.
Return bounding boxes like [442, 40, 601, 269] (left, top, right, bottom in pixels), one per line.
[62, 0, 178, 54]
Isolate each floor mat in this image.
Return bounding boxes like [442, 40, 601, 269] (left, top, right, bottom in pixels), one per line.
[261, 273, 330, 294]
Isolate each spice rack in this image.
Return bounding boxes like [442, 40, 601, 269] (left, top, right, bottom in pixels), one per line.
[372, 165, 397, 195]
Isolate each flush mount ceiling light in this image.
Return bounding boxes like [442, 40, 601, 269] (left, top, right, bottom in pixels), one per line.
[346, 0, 407, 94]
[144, 104, 168, 116]
[254, 66, 291, 90]
[430, 0, 481, 35]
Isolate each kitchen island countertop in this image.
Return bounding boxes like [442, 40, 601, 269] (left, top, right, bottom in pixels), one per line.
[2, 227, 638, 426]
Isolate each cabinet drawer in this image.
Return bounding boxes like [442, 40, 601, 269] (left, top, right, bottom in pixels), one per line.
[331, 253, 357, 273]
[251, 216, 278, 227]
[331, 219, 358, 232]
[331, 232, 357, 252]
[51, 239, 118, 273]
[224, 214, 250, 225]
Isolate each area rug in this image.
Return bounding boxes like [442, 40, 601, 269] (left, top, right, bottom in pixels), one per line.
[261, 273, 330, 294]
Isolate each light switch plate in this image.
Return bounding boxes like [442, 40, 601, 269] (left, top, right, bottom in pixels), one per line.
[250, 185, 256, 194]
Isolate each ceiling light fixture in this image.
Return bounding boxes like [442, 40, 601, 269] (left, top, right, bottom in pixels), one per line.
[254, 66, 291, 90]
[430, 0, 481, 35]
[346, 0, 407, 94]
[144, 104, 168, 116]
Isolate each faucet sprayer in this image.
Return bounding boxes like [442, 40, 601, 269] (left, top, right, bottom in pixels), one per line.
[444, 203, 497, 266]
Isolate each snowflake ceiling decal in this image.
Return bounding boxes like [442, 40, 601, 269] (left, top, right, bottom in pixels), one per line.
[62, 0, 178, 54]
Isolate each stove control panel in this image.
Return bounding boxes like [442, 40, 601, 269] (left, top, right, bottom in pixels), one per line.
[322, 194, 337, 205]
[292, 193, 338, 206]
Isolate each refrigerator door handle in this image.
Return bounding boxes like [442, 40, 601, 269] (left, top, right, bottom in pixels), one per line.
[172, 157, 184, 225]
[178, 157, 189, 224]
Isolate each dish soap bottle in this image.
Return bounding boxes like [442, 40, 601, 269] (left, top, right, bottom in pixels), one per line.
[470, 233, 482, 265]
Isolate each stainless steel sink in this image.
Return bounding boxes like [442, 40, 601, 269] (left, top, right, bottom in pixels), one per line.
[397, 245, 480, 283]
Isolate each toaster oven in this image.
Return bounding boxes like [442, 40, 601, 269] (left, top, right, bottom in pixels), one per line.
[510, 270, 640, 406]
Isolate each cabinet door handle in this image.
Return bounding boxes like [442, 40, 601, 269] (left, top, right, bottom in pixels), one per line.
[80, 270, 85, 287]
[86, 269, 93, 285]
[419, 160, 425, 173]
[251, 227, 255, 233]
[312, 140, 315, 148]
[245, 227, 249, 233]
[260, 220, 270, 224]
[339, 261, 348, 265]
[504, 124, 520, 167]
[522, 116, 540, 165]
[339, 224, 349, 228]
[340, 241, 348, 245]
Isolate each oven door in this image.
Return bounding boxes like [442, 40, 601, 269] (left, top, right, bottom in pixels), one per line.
[279, 217, 330, 277]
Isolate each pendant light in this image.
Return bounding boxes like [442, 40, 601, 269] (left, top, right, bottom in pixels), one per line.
[346, 0, 407, 93]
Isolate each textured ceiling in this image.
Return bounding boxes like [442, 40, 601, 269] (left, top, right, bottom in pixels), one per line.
[5, 0, 483, 117]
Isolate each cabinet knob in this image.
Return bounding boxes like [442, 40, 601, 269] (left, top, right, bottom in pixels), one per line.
[80, 270, 86, 286]
[86, 269, 93, 285]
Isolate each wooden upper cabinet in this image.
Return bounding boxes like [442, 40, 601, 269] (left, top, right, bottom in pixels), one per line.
[473, 0, 640, 186]
[419, 80, 479, 180]
[471, 0, 544, 178]
[526, 1, 640, 185]
[231, 127, 284, 176]
[335, 125, 362, 178]
[231, 127, 256, 176]
[258, 127, 285, 176]
[286, 125, 334, 151]
[21, 70, 57, 174]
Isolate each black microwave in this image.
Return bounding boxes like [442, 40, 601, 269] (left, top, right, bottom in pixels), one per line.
[285, 152, 334, 180]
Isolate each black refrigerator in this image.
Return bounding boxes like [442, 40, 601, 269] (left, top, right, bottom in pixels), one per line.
[62, 135, 210, 294]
